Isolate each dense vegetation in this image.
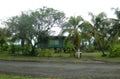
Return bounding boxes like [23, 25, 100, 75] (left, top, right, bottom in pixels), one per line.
[0, 7, 120, 57]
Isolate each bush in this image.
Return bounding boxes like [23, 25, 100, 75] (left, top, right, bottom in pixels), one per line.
[8, 45, 31, 56]
[8, 45, 21, 56]
[36, 49, 55, 57]
[21, 45, 32, 56]
[86, 45, 95, 52]
[109, 44, 120, 57]
[8, 44, 16, 55]
[64, 42, 75, 52]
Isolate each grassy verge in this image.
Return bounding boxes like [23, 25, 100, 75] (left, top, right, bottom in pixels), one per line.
[0, 52, 75, 62]
[90, 52, 120, 62]
[0, 74, 58, 79]
[0, 51, 120, 63]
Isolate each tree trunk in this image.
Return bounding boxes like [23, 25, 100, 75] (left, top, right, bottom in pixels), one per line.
[30, 46, 36, 56]
[30, 42, 39, 56]
[21, 39, 25, 47]
[88, 40, 91, 50]
[98, 43, 107, 57]
[101, 48, 107, 57]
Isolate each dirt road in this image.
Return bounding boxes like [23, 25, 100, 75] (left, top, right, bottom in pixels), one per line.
[0, 60, 120, 79]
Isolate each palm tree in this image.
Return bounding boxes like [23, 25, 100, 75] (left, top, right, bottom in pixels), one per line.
[112, 8, 120, 40]
[89, 12, 108, 56]
[80, 21, 93, 50]
[61, 16, 83, 52]
[104, 8, 120, 52]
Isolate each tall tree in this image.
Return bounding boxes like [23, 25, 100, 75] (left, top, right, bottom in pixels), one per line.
[5, 12, 35, 55]
[80, 21, 93, 50]
[0, 27, 10, 46]
[89, 12, 109, 56]
[61, 16, 84, 52]
[5, 7, 65, 56]
[6, 12, 34, 47]
[112, 8, 120, 39]
[30, 7, 65, 49]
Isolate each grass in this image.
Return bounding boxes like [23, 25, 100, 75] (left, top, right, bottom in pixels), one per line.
[0, 51, 73, 62]
[88, 52, 120, 62]
[0, 52, 42, 61]
[0, 51, 120, 63]
[0, 74, 59, 79]
[52, 53, 71, 57]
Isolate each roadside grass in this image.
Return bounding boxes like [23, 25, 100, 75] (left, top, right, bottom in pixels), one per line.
[0, 74, 59, 79]
[0, 52, 73, 62]
[0, 51, 41, 61]
[86, 52, 120, 62]
[52, 53, 71, 57]
[0, 51, 120, 63]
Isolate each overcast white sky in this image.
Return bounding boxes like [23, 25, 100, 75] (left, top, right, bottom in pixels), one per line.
[0, 0, 120, 29]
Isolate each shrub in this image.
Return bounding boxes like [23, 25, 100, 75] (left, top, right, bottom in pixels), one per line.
[8, 45, 31, 56]
[8, 44, 16, 55]
[86, 45, 95, 52]
[109, 44, 120, 57]
[64, 43, 75, 53]
[21, 45, 32, 56]
[36, 49, 55, 57]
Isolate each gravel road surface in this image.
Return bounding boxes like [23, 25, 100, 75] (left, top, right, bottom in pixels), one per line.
[0, 60, 120, 79]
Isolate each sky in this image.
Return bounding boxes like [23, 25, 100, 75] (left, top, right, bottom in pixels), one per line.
[0, 0, 120, 19]
[0, 0, 120, 34]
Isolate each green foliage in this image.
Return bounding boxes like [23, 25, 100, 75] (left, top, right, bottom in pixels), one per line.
[61, 16, 83, 52]
[36, 49, 55, 57]
[0, 44, 8, 51]
[8, 45, 31, 56]
[65, 43, 75, 53]
[0, 49, 9, 56]
[8, 44, 23, 56]
[21, 45, 32, 56]
[6, 12, 34, 47]
[8, 44, 16, 55]
[109, 44, 120, 57]
[53, 53, 71, 57]
[86, 45, 95, 52]
[89, 12, 111, 56]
